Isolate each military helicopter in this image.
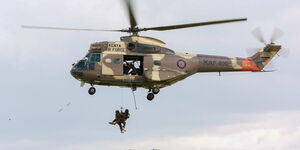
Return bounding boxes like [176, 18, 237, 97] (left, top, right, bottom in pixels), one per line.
[22, 0, 283, 101]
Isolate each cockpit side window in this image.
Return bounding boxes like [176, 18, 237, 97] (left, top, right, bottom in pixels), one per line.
[90, 55, 95, 62]
[88, 53, 101, 70]
[95, 53, 101, 62]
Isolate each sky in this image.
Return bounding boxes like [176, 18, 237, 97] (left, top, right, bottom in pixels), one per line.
[0, 0, 300, 150]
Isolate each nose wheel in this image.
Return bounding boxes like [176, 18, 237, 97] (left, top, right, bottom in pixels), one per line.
[146, 87, 160, 101]
[88, 87, 96, 95]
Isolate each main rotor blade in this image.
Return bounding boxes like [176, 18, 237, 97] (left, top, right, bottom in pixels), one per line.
[142, 18, 247, 31]
[21, 25, 123, 32]
[125, 0, 138, 28]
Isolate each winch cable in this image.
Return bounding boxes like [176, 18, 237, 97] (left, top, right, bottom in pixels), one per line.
[129, 79, 138, 110]
[120, 87, 125, 110]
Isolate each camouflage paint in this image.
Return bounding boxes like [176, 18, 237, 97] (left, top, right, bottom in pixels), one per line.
[71, 36, 281, 89]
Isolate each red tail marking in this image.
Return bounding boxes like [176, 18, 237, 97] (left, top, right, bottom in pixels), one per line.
[242, 58, 260, 71]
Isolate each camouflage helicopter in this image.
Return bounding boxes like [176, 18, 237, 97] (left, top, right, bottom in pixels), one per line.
[22, 0, 283, 101]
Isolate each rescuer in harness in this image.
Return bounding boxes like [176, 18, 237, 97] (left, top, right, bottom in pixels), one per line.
[109, 109, 130, 133]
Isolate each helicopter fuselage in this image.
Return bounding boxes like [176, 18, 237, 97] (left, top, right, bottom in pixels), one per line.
[70, 36, 271, 89]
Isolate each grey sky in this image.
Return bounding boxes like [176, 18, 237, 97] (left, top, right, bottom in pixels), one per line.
[0, 0, 300, 150]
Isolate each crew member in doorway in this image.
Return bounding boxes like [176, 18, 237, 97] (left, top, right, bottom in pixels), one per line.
[124, 60, 143, 76]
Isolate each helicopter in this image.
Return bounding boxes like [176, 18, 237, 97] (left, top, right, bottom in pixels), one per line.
[22, 0, 282, 101]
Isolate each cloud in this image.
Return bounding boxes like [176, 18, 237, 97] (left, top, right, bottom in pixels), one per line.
[1, 110, 299, 150]
[70, 110, 300, 150]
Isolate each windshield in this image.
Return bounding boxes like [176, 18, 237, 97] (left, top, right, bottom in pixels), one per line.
[74, 60, 87, 70]
[73, 53, 101, 71]
[73, 53, 101, 70]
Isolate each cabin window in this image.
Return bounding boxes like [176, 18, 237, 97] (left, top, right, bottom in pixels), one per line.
[154, 60, 161, 66]
[113, 58, 122, 64]
[105, 58, 112, 63]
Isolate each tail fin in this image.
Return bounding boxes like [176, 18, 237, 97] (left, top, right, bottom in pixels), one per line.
[251, 44, 282, 71]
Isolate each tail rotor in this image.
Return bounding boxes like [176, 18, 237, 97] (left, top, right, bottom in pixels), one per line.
[250, 27, 288, 58]
[252, 27, 284, 45]
[252, 27, 267, 45]
[270, 28, 284, 44]
[248, 27, 287, 71]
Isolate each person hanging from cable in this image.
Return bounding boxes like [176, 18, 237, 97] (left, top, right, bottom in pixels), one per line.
[109, 109, 130, 133]
[109, 110, 124, 133]
[121, 109, 130, 129]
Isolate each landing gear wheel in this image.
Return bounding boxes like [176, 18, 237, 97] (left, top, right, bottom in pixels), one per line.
[152, 87, 160, 94]
[147, 93, 155, 101]
[88, 87, 96, 95]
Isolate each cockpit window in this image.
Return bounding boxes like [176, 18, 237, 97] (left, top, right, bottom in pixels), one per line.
[88, 53, 101, 70]
[84, 53, 90, 60]
[74, 53, 101, 71]
[95, 53, 100, 62]
[74, 60, 87, 70]
[90, 54, 95, 62]
[87, 53, 100, 62]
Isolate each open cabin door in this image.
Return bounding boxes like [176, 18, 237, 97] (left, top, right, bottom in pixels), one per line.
[123, 55, 144, 76]
[101, 54, 123, 76]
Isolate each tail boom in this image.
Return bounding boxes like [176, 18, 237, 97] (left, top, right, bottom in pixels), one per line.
[197, 55, 261, 72]
[196, 44, 281, 73]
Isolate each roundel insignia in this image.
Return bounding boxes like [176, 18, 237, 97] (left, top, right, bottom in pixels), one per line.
[177, 60, 186, 69]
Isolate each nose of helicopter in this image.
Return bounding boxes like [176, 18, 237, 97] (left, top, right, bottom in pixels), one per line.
[70, 67, 83, 80]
